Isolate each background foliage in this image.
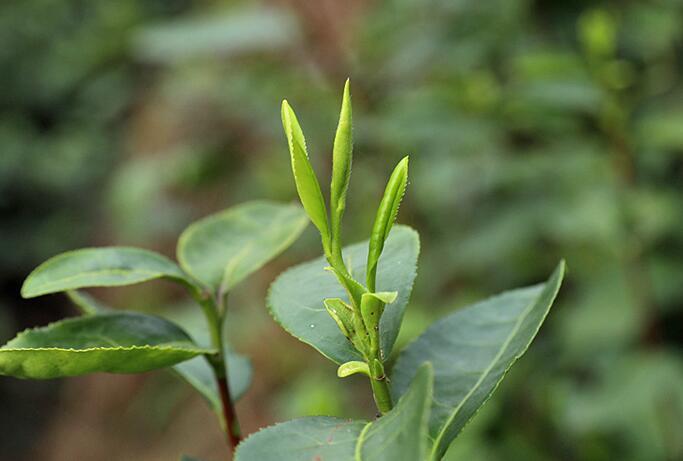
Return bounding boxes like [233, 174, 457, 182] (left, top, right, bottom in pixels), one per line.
[1, 0, 682, 460]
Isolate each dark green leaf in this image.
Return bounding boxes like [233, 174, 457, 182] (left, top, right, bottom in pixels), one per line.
[235, 417, 365, 461]
[391, 262, 565, 460]
[22, 247, 191, 298]
[177, 201, 308, 292]
[0, 312, 212, 379]
[268, 225, 419, 364]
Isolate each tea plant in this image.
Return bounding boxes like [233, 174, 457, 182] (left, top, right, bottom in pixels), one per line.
[0, 201, 309, 456]
[0, 81, 564, 461]
[235, 81, 565, 460]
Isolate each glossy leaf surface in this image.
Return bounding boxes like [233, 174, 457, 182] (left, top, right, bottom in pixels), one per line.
[177, 201, 307, 291]
[391, 262, 565, 460]
[22, 247, 190, 298]
[268, 225, 419, 364]
[0, 312, 211, 379]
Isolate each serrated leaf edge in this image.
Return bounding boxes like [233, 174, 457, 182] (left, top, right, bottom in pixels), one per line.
[425, 261, 565, 460]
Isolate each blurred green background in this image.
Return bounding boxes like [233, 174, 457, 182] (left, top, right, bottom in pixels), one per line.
[1, 0, 682, 460]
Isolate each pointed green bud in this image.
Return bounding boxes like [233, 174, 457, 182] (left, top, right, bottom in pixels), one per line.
[330, 79, 353, 261]
[366, 156, 409, 291]
[323, 298, 355, 338]
[337, 360, 370, 378]
[281, 100, 331, 254]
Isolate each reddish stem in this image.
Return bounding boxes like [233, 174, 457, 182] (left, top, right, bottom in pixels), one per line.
[218, 376, 241, 454]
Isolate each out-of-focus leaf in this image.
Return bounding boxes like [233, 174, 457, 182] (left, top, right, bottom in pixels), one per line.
[176, 201, 307, 292]
[392, 262, 564, 460]
[21, 247, 192, 298]
[268, 225, 419, 364]
[563, 352, 683, 460]
[134, 7, 298, 63]
[0, 313, 212, 379]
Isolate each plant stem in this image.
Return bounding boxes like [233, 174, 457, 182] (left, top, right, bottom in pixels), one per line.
[217, 375, 241, 451]
[195, 288, 243, 454]
[370, 375, 393, 414]
[216, 293, 242, 450]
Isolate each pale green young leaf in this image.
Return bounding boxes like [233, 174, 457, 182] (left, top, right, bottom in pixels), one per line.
[338, 360, 370, 377]
[330, 79, 353, 257]
[235, 417, 365, 461]
[177, 201, 308, 292]
[367, 156, 409, 291]
[281, 100, 330, 250]
[0, 312, 212, 379]
[391, 262, 565, 460]
[357, 363, 433, 461]
[21, 247, 192, 298]
[268, 225, 419, 364]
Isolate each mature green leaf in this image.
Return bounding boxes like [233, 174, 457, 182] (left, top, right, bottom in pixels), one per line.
[367, 156, 409, 291]
[180, 456, 206, 461]
[21, 247, 191, 298]
[235, 364, 433, 461]
[281, 100, 331, 249]
[235, 417, 365, 461]
[330, 79, 353, 256]
[358, 363, 433, 461]
[173, 351, 252, 411]
[391, 262, 565, 460]
[0, 312, 212, 379]
[177, 201, 308, 292]
[268, 225, 419, 364]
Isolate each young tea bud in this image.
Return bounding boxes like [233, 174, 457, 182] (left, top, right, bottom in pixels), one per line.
[281, 100, 331, 254]
[330, 79, 353, 263]
[367, 156, 409, 291]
